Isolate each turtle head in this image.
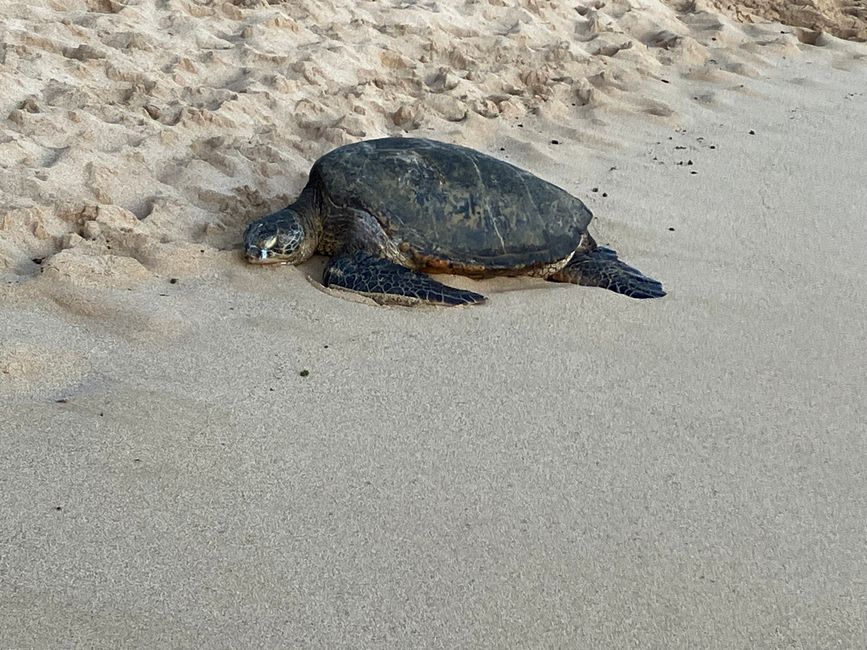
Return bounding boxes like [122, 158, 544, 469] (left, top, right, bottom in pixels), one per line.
[243, 207, 316, 265]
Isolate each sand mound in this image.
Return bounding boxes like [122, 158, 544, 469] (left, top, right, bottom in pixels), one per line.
[696, 0, 867, 41]
[1, 0, 842, 285]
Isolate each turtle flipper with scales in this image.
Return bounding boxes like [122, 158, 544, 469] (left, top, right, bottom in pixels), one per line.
[242, 137, 665, 305]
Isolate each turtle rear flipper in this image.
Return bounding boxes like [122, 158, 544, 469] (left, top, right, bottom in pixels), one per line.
[549, 246, 665, 299]
[323, 251, 486, 306]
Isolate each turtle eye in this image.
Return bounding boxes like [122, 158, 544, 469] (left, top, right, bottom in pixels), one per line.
[260, 235, 277, 250]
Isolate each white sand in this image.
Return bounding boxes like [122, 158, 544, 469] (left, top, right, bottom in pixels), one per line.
[1, 1, 866, 647]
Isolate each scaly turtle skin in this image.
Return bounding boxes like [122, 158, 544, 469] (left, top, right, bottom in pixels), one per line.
[243, 137, 664, 305]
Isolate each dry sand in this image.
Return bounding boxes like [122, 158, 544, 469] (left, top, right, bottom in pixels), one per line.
[2, 1, 866, 647]
[702, 0, 867, 42]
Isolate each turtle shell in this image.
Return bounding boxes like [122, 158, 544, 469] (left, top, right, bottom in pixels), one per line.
[311, 137, 593, 270]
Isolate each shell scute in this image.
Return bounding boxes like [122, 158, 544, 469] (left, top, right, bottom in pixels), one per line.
[313, 137, 593, 270]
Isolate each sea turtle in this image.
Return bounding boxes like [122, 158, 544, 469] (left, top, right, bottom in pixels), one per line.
[243, 137, 664, 305]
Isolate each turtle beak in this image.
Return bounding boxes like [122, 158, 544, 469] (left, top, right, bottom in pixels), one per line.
[245, 246, 268, 263]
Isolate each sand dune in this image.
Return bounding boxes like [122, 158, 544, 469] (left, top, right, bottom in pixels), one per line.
[4, 0, 856, 283]
[701, 0, 867, 41]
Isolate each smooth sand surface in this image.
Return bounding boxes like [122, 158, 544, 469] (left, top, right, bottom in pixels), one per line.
[2, 1, 866, 647]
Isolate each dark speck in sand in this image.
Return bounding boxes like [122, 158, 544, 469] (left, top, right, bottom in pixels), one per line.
[550, 139, 559, 145]
[299, 369, 310, 377]
[169, 278, 178, 284]
[668, 227, 676, 231]
[749, 130, 756, 135]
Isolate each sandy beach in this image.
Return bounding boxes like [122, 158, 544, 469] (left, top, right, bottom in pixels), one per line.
[1, 1, 866, 647]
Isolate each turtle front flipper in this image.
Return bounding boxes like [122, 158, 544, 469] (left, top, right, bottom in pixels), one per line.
[323, 251, 486, 306]
[549, 246, 666, 299]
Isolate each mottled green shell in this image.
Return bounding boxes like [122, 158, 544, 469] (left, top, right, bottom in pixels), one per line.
[310, 137, 593, 269]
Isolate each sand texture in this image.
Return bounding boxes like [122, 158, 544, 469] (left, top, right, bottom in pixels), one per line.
[700, 0, 867, 41]
[2, 0, 867, 647]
